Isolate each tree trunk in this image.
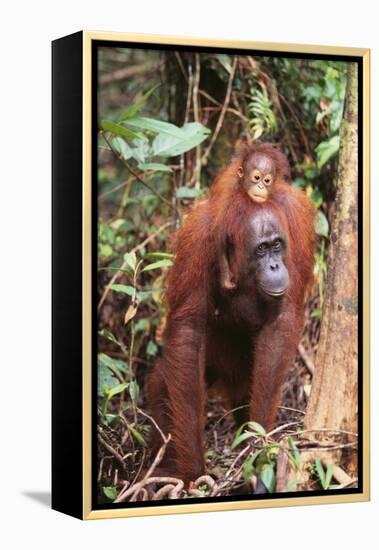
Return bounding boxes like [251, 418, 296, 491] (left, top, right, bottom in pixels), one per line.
[304, 62, 359, 437]
[284, 64, 359, 492]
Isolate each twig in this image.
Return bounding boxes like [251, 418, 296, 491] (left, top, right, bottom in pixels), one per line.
[192, 54, 202, 189]
[97, 431, 126, 470]
[97, 221, 173, 311]
[201, 56, 238, 166]
[100, 62, 156, 85]
[101, 132, 173, 208]
[114, 434, 172, 503]
[136, 407, 167, 444]
[280, 427, 358, 439]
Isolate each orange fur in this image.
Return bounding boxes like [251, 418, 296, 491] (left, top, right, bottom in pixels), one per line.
[147, 144, 315, 484]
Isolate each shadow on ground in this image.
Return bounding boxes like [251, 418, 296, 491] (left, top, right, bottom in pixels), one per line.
[22, 491, 51, 508]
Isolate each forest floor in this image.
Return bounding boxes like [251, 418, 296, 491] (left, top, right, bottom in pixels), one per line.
[97, 294, 357, 503]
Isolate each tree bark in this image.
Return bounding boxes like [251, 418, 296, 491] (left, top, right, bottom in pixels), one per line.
[284, 64, 359, 492]
[304, 63, 359, 437]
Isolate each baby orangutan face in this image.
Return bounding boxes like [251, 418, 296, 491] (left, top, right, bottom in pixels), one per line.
[238, 153, 276, 203]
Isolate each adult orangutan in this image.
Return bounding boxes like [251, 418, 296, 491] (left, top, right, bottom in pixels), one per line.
[147, 143, 315, 485]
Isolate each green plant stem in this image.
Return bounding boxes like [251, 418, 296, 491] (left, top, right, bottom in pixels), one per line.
[100, 131, 173, 208]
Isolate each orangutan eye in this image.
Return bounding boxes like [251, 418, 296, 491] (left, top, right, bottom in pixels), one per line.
[252, 169, 261, 182]
[256, 243, 267, 255]
[273, 239, 281, 251]
[264, 175, 272, 186]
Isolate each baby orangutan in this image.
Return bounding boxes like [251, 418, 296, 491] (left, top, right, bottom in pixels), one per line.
[237, 151, 277, 203]
[220, 151, 278, 290]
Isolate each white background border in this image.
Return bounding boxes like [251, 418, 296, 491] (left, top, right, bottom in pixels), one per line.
[1, 1, 376, 548]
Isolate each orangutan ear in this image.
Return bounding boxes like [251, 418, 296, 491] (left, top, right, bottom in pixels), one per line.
[237, 166, 244, 179]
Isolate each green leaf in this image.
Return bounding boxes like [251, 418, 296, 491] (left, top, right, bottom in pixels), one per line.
[98, 358, 119, 397]
[112, 137, 133, 160]
[231, 430, 255, 450]
[124, 251, 137, 271]
[146, 340, 158, 356]
[260, 464, 275, 493]
[315, 458, 326, 488]
[125, 116, 185, 137]
[98, 353, 128, 374]
[216, 53, 233, 73]
[143, 251, 175, 261]
[129, 380, 140, 402]
[152, 122, 210, 157]
[314, 210, 329, 238]
[285, 480, 302, 492]
[247, 421, 266, 437]
[106, 383, 129, 400]
[325, 462, 335, 489]
[138, 162, 172, 173]
[118, 85, 159, 121]
[99, 243, 113, 258]
[316, 136, 340, 169]
[101, 119, 142, 140]
[287, 436, 301, 469]
[310, 188, 323, 209]
[110, 284, 135, 297]
[135, 318, 150, 333]
[128, 424, 147, 447]
[242, 449, 263, 481]
[103, 486, 118, 501]
[311, 308, 322, 318]
[98, 329, 121, 347]
[176, 186, 203, 199]
[141, 259, 173, 272]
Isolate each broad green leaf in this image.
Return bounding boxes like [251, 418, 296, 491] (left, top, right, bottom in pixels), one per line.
[314, 210, 329, 238]
[99, 243, 113, 258]
[260, 464, 275, 493]
[128, 424, 147, 447]
[103, 486, 118, 500]
[310, 188, 323, 209]
[110, 284, 135, 297]
[112, 136, 132, 160]
[231, 430, 255, 450]
[315, 458, 326, 487]
[98, 329, 121, 347]
[98, 353, 128, 374]
[285, 480, 302, 492]
[152, 123, 210, 157]
[216, 53, 233, 73]
[106, 383, 129, 400]
[129, 380, 140, 402]
[136, 290, 153, 302]
[325, 462, 335, 489]
[138, 162, 172, 173]
[134, 318, 150, 333]
[287, 436, 301, 469]
[118, 85, 159, 121]
[247, 421, 266, 437]
[124, 250, 137, 271]
[125, 117, 185, 137]
[242, 449, 263, 481]
[141, 259, 173, 272]
[101, 120, 141, 140]
[98, 358, 119, 397]
[143, 251, 175, 261]
[146, 340, 158, 356]
[316, 136, 340, 169]
[176, 186, 203, 199]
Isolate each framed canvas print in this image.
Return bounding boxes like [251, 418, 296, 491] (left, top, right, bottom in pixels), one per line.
[52, 31, 370, 520]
